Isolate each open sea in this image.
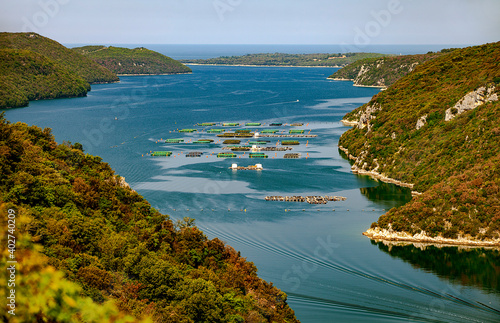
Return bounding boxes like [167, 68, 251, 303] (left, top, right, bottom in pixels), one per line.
[3, 45, 499, 322]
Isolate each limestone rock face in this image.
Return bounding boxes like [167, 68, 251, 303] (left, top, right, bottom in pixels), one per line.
[357, 103, 382, 131]
[416, 115, 427, 130]
[445, 86, 498, 121]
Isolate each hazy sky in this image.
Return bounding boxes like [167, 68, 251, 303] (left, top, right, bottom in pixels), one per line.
[1, 0, 499, 45]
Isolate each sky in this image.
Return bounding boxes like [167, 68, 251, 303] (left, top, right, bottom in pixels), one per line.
[1, 0, 499, 45]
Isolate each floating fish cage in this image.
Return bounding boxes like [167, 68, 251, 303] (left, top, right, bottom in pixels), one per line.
[248, 141, 268, 145]
[261, 129, 278, 133]
[245, 123, 261, 126]
[289, 129, 305, 134]
[217, 133, 254, 138]
[186, 152, 203, 157]
[164, 139, 184, 143]
[192, 140, 214, 144]
[249, 153, 268, 158]
[235, 129, 252, 133]
[222, 123, 240, 127]
[269, 123, 283, 126]
[217, 152, 237, 158]
[290, 123, 304, 127]
[207, 129, 225, 133]
[197, 122, 216, 126]
[231, 147, 251, 151]
[151, 151, 172, 157]
[179, 129, 197, 133]
[281, 140, 300, 145]
[223, 140, 241, 144]
[284, 153, 301, 159]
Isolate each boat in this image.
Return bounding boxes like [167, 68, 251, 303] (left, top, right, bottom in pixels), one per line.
[230, 163, 263, 170]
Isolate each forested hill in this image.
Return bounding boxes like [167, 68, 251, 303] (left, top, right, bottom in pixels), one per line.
[181, 52, 390, 67]
[338, 42, 500, 245]
[0, 33, 119, 84]
[0, 114, 298, 322]
[0, 48, 90, 108]
[328, 50, 455, 88]
[73, 46, 192, 75]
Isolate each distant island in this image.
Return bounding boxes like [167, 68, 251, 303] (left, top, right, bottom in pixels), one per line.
[328, 49, 457, 88]
[181, 52, 390, 67]
[72, 45, 192, 75]
[0, 32, 119, 109]
[339, 42, 500, 246]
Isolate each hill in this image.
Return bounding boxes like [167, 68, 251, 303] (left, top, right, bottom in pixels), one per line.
[181, 52, 390, 67]
[0, 114, 298, 322]
[327, 50, 455, 88]
[0, 32, 119, 84]
[338, 42, 500, 246]
[0, 48, 90, 108]
[73, 46, 192, 75]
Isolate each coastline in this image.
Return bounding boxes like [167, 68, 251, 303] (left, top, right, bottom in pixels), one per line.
[116, 72, 193, 76]
[184, 63, 343, 68]
[364, 228, 500, 248]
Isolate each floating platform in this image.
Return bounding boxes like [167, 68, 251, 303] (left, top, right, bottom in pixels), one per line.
[235, 129, 252, 133]
[284, 153, 301, 159]
[163, 139, 184, 143]
[217, 152, 237, 158]
[207, 129, 226, 133]
[179, 129, 197, 133]
[151, 151, 172, 157]
[259, 147, 293, 151]
[245, 123, 262, 126]
[289, 129, 305, 134]
[186, 151, 203, 157]
[197, 122, 216, 126]
[223, 139, 241, 144]
[281, 140, 300, 145]
[290, 123, 304, 127]
[230, 147, 251, 151]
[269, 123, 283, 126]
[248, 141, 268, 145]
[261, 129, 279, 133]
[192, 140, 214, 144]
[258, 134, 317, 138]
[222, 123, 240, 127]
[249, 153, 268, 158]
[217, 133, 254, 138]
[230, 163, 263, 170]
[265, 195, 347, 204]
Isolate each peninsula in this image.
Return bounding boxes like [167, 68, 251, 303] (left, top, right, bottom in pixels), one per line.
[73, 45, 192, 75]
[339, 42, 500, 247]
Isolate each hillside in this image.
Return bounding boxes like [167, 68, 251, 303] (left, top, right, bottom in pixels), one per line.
[73, 46, 192, 75]
[0, 32, 119, 84]
[338, 42, 500, 246]
[181, 52, 390, 67]
[328, 50, 454, 88]
[0, 113, 298, 322]
[0, 49, 90, 109]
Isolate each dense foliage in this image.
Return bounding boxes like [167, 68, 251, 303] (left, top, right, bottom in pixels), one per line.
[0, 32, 119, 84]
[339, 42, 500, 241]
[181, 52, 390, 67]
[328, 51, 447, 87]
[73, 46, 192, 75]
[0, 114, 298, 322]
[0, 48, 89, 108]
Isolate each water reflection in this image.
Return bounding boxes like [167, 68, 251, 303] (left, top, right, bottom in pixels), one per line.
[372, 240, 500, 293]
[359, 182, 413, 210]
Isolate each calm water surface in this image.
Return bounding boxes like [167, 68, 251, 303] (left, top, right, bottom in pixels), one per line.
[3, 65, 499, 322]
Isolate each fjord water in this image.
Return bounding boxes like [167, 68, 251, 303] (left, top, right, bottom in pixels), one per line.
[4, 65, 500, 322]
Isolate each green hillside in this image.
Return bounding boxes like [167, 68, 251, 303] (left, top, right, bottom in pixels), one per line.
[0, 114, 298, 322]
[338, 42, 500, 244]
[0, 33, 119, 84]
[328, 50, 454, 88]
[73, 46, 192, 75]
[0, 48, 90, 109]
[181, 52, 390, 67]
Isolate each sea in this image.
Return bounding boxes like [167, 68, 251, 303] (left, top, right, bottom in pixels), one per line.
[3, 45, 499, 322]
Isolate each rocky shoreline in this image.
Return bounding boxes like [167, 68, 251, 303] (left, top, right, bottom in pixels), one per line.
[364, 228, 500, 248]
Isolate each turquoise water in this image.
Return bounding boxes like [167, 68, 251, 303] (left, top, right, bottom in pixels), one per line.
[3, 65, 500, 322]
